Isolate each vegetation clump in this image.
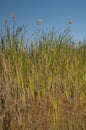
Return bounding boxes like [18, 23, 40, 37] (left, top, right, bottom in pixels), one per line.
[0, 21, 86, 130]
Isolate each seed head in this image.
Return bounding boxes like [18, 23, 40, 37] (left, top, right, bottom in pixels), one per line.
[68, 20, 72, 25]
[37, 19, 42, 25]
[4, 18, 7, 25]
[11, 12, 15, 19]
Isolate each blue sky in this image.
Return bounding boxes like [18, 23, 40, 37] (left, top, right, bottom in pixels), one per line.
[0, 0, 86, 42]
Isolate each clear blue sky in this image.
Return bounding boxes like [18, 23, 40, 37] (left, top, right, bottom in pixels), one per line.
[0, 0, 86, 42]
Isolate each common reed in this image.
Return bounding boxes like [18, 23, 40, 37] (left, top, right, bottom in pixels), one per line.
[0, 20, 86, 130]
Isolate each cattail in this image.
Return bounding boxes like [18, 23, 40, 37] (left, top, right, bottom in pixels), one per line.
[68, 20, 72, 25]
[37, 19, 42, 25]
[11, 12, 15, 20]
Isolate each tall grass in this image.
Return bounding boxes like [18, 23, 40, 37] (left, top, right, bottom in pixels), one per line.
[0, 21, 86, 130]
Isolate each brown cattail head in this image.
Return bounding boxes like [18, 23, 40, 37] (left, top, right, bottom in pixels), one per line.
[37, 19, 42, 25]
[11, 12, 15, 20]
